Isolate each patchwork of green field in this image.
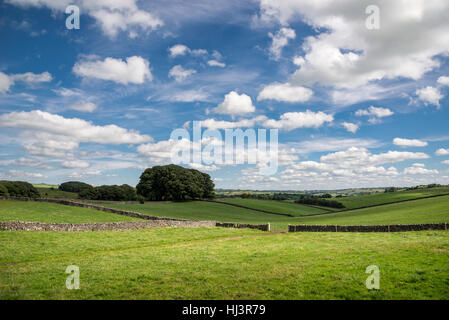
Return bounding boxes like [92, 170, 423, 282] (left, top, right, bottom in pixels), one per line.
[337, 187, 449, 209]
[298, 195, 449, 226]
[99, 195, 449, 230]
[98, 201, 301, 231]
[32, 184, 59, 189]
[36, 188, 78, 199]
[218, 198, 328, 216]
[0, 200, 141, 223]
[0, 228, 447, 299]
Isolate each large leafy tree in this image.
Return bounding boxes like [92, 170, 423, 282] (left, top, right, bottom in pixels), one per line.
[136, 164, 215, 201]
[59, 181, 93, 193]
[0, 181, 40, 198]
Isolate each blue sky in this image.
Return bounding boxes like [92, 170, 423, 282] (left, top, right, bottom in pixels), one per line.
[0, 0, 449, 190]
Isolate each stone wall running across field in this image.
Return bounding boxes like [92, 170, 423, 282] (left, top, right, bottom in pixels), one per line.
[288, 223, 448, 233]
[0, 197, 271, 232]
[0, 220, 216, 231]
[0, 196, 184, 222]
[216, 222, 271, 231]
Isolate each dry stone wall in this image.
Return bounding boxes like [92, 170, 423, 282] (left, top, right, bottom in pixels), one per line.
[288, 223, 448, 232]
[0, 220, 215, 231]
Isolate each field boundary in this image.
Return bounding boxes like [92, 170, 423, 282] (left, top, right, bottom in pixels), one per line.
[0, 197, 271, 232]
[287, 192, 449, 217]
[204, 200, 295, 217]
[0, 196, 186, 222]
[0, 220, 216, 231]
[288, 223, 448, 232]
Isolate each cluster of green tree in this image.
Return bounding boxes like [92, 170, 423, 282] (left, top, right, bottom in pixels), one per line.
[79, 184, 138, 201]
[0, 181, 40, 198]
[406, 184, 445, 190]
[236, 192, 298, 200]
[59, 181, 93, 193]
[295, 195, 345, 209]
[384, 187, 398, 193]
[136, 164, 214, 201]
[59, 181, 137, 201]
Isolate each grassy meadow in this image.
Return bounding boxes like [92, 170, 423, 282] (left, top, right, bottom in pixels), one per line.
[99, 195, 449, 231]
[219, 198, 329, 216]
[1, 186, 448, 300]
[0, 200, 141, 223]
[0, 228, 447, 299]
[336, 187, 449, 209]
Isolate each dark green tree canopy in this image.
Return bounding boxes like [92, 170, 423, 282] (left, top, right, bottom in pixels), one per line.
[0, 181, 40, 198]
[78, 184, 137, 201]
[59, 181, 93, 193]
[136, 164, 215, 201]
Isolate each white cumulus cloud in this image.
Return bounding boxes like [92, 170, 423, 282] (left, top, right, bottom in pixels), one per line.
[73, 56, 152, 84]
[257, 82, 312, 103]
[168, 65, 197, 82]
[393, 138, 428, 147]
[213, 91, 256, 116]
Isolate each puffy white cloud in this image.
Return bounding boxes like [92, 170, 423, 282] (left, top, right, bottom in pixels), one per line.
[290, 138, 381, 154]
[256, 0, 449, 89]
[167, 90, 210, 102]
[0, 72, 14, 93]
[0, 157, 52, 170]
[269, 27, 295, 61]
[342, 122, 359, 133]
[67, 101, 97, 113]
[188, 163, 219, 171]
[169, 44, 190, 57]
[207, 60, 226, 68]
[213, 91, 255, 116]
[7, 0, 163, 38]
[257, 82, 312, 103]
[202, 110, 333, 131]
[355, 106, 394, 118]
[404, 163, 438, 175]
[61, 160, 90, 169]
[416, 86, 443, 107]
[168, 44, 208, 58]
[0, 71, 52, 93]
[201, 116, 268, 130]
[442, 160, 449, 165]
[437, 76, 449, 86]
[0, 169, 46, 179]
[137, 138, 191, 164]
[263, 110, 333, 131]
[11, 72, 52, 83]
[73, 56, 152, 84]
[393, 138, 428, 147]
[168, 65, 196, 82]
[435, 148, 449, 156]
[0, 110, 152, 145]
[321, 147, 429, 167]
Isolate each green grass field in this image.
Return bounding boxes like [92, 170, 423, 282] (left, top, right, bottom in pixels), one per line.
[0, 200, 141, 223]
[36, 188, 79, 199]
[99, 195, 449, 230]
[219, 198, 328, 216]
[0, 228, 447, 299]
[32, 184, 59, 189]
[336, 187, 449, 209]
[98, 201, 300, 231]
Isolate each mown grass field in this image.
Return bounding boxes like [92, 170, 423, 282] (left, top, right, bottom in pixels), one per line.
[0, 228, 447, 299]
[219, 198, 328, 216]
[0, 200, 141, 223]
[298, 195, 449, 226]
[100, 195, 449, 231]
[336, 187, 449, 209]
[98, 201, 299, 231]
[36, 188, 79, 199]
